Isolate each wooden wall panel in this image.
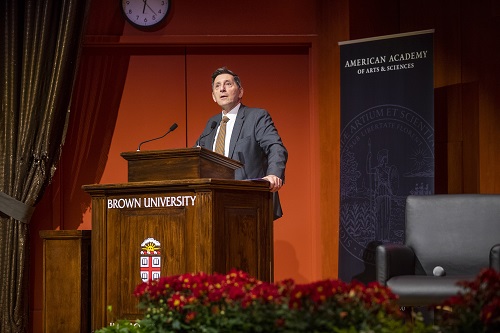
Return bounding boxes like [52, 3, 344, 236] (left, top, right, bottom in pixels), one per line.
[349, 0, 400, 39]
[121, 0, 316, 36]
[434, 84, 465, 193]
[462, 82, 480, 193]
[316, 0, 348, 279]
[476, 2, 500, 193]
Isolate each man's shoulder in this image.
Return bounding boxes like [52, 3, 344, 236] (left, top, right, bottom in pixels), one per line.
[239, 105, 270, 117]
[208, 113, 221, 121]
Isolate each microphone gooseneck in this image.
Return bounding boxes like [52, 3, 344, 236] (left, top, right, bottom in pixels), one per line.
[137, 122, 178, 151]
[196, 121, 217, 147]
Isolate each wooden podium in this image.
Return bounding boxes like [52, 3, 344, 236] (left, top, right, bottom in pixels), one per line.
[83, 148, 274, 330]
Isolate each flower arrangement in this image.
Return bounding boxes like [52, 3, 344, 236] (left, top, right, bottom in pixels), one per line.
[97, 269, 434, 333]
[435, 268, 500, 333]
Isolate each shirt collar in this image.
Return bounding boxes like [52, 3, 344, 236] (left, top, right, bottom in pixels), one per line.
[222, 103, 240, 121]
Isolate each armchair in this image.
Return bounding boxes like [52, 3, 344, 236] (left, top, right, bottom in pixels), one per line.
[376, 194, 500, 307]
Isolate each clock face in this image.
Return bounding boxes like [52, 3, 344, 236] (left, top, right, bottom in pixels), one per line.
[121, 0, 171, 30]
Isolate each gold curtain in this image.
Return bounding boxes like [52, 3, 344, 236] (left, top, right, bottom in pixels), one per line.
[0, 0, 90, 331]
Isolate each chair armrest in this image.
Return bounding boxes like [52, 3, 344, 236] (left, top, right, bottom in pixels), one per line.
[376, 244, 416, 285]
[490, 244, 500, 272]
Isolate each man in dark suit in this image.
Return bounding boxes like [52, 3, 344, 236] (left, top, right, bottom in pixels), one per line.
[196, 67, 288, 219]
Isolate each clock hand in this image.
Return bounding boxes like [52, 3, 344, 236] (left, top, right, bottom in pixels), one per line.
[145, 2, 156, 15]
[142, 0, 147, 14]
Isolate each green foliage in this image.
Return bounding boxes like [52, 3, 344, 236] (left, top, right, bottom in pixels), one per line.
[95, 319, 142, 333]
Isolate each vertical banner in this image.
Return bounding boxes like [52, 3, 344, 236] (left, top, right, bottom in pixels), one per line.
[339, 30, 434, 282]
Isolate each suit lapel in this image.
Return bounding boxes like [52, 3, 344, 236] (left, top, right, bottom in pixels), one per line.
[208, 114, 222, 149]
[228, 105, 245, 158]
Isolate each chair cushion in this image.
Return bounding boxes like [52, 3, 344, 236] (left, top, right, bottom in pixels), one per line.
[405, 194, 500, 276]
[386, 275, 471, 306]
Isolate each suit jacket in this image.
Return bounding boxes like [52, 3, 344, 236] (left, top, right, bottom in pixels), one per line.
[197, 105, 288, 219]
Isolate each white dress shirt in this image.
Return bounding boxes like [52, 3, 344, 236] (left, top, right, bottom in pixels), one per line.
[213, 103, 240, 157]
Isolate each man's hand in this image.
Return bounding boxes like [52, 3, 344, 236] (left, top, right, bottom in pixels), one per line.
[262, 175, 283, 192]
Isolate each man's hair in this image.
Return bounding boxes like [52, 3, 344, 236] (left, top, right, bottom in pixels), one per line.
[211, 67, 242, 89]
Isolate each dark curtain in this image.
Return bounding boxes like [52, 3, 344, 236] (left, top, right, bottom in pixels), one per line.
[0, 0, 90, 331]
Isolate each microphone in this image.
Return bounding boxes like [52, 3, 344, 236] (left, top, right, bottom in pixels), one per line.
[432, 266, 446, 277]
[137, 122, 178, 151]
[196, 121, 217, 147]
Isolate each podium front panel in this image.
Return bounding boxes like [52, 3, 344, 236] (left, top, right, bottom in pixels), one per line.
[212, 191, 272, 277]
[108, 201, 195, 319]
[84, 179, 272, 330]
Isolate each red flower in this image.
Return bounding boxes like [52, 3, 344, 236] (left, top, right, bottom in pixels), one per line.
[185, 311, 197, 323]
[130, 268, 411, 331]
[481, 297, 500, 327]
[168, 293, 186, 310]
[437, 268, 500, 332]
[275, 318, 286, 327]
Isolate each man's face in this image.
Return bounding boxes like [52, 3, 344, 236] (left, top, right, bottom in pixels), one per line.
[212, 73, 243, 112]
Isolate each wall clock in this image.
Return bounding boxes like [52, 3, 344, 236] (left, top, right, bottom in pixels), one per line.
[121, 0, 171, 31]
